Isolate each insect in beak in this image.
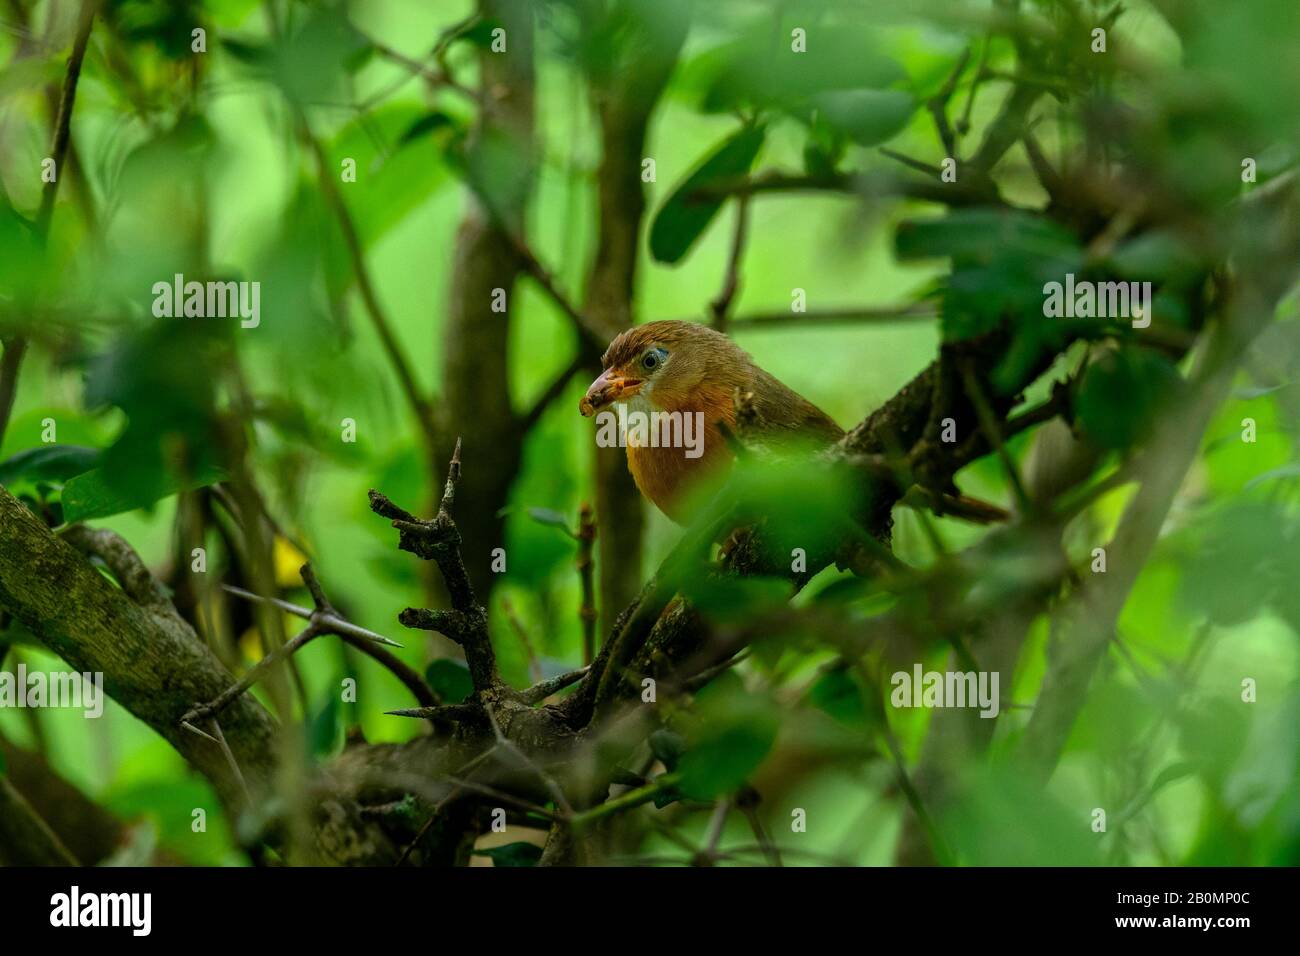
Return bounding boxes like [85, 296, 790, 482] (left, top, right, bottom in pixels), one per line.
[579, 368, 643, 417]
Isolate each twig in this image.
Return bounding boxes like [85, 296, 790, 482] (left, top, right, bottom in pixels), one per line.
[958, 360, 1033, 514]
[0, 338, 28, 451]
[956, 38, 990, 136]
[927, 46, 972, 157]
[878, 696, 952, 865]
[0, 776, 79, 865]
[441, 774, 559, 821]
[694, 798, 731, 865]
[879, 147, 942, 178]
[367, 35, 474, 102]
[208, 717, 252, 805]
[576, 502, 597, 665]
[182, 621, 327, 725]
[518, 666, 588, 705]
[0, 0, 95, 449]
[519, 353, 586, 433]
[740, 806, 781, 867]
[184, 565, 407, 725]
[371, 440, 500, 692]
[724, 303, 934, 330]
[300, 120, 437, 447]
[683, 649, 750, 692]
[710, 194, 751, 333]
[502, 596, 543, 684]
[568, 772, 682, 829]
[220, 585, 403, 648]
[460, 174, 613, 347]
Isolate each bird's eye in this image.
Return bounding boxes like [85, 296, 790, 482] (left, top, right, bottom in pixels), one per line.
[641, 348, 666, 372]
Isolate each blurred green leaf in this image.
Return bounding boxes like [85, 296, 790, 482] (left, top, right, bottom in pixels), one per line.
[473, 841, 542, 867]
[806, 665, 872, 728]
[648, 728, 685, 771]
[82, 322, 227, 511]
[526, 507, 573, 533]
[60, 461, 226, 524]
[1076, 347, 1183, 452]
[700, 24, 905, 113]
[812, 89, 915, 147]
[308, 688, 342, 760]
[897, 208, 1084, 344]
[0, 445, 100, 487]
[0, 56, 62, 99]
[676, 673, 778, 800]
[1173, 500, 1290, 626]
[397, 111, 455, 147]
[944, 766, 1102, 865]
[425, 659, 473, 703]
[112, 0, 205, 59]
[649, 125, 765, 265]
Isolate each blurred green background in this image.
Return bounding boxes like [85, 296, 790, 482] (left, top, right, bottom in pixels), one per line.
[1, 0, 1298, 866]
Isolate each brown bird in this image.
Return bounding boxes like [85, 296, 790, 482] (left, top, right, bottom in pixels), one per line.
[579, 320, 843, 523]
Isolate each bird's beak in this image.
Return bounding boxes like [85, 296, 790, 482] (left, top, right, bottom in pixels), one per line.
[579, 368, 642, 417]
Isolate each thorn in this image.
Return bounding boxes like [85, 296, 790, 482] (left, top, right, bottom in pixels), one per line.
[181, 720, 220, 743]
[385, 707, 440, 719]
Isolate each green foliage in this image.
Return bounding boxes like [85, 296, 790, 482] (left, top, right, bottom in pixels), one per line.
[1076, 347, 1183, 452]
[697, 21, 905, 114]
[649, 125, 765, 264]
[473, 841, 542, 867]
[675, 672, 778, 800]
[0, 446, 100, 487]
[71, 323, 228, 521]
[307, 685, 343, 760]
[425, 659, 474, 704]
[61, 461, 225, 524]
[896, 208, 1083, 345]
[1, 0, 1297, 871]
[1171, 500, 1296, 627]
[813, 89, 916, 147]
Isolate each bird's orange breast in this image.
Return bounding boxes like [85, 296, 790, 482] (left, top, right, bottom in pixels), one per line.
[626, 420, 732, 523]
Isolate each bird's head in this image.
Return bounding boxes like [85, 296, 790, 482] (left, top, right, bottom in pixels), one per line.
[579, 320, 746, 418]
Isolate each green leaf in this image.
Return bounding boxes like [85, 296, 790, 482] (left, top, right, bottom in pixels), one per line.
[307, 689, 342, 760]
[684, 575, 790, 625]
[896, 209, 1084, 345]
[324, 102, 453, 257]
[652, 786, 682, 809]
[526, 507, 572, 532]
[648, 728, 685, 771]
[812, 89, 915, 146]
[649, 125, 766, 265]
[81, 323, 228, 512]
[0, 445, 100, 487]
[425, 659, 474, 703]
[700, 25, 905, 113]
[806, 666, 871, 728]
[473, 841, 543, 867]
[1076, 347, 1183, 451]
[221, 37, 271, 66]
[61, 462, 226, 524]
[0, 56, 63, 99]
[0, 199, 44, 308]
[896, 208, 1079, 263]
[397, 111, 455, 147]
[1173, 500, 1289, 626]
[676, 676, 778, 800]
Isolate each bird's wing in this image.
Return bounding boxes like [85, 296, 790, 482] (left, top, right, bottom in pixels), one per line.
[746, 366, 845, 445]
